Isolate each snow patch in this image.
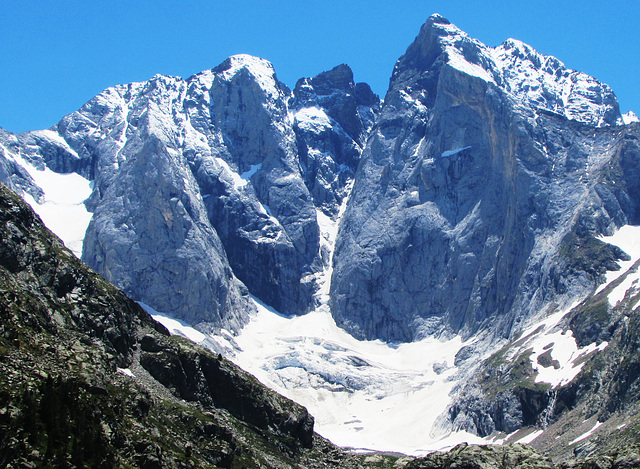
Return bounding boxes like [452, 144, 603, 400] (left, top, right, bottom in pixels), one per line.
[441, 146, 471, 157]
[446, 51, 495, 84]
[117, 368, 135, 378]
[16, 157, 93, 257]
[431, 21, 496, 84]
[569, 421, 602, 445]
[240, 163, 262, 182]
[514, 429, 543, 445]
[596, 225, 640, 304]
[214, 157, 249, 189]
[294, 106, 333, 133]
[33, 130, 80, 159]
[622, 111, 639, 125]
[516, 303, 608, 388]
[139, 302, 206, 344]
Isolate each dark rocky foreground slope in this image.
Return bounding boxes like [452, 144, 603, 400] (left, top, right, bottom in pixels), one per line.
[0, 182, 379, 468]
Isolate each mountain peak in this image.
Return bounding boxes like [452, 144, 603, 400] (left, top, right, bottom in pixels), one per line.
[391, 15, 621, 126]
[211, 54, 285, 100]
[426, 13, 451, 26]
[213, 54, 276, 80]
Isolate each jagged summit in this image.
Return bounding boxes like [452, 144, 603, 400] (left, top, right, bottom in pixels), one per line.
[211, 54, 287, 99]
[392, 15, 621, 127]
[293, 63, 380, 147]
[428, 13, 450, 24]
[209, 53, 278, 81]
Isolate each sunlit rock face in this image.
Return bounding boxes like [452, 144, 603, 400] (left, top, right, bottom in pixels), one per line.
[0, 55, 379, 329]
[330, 14, 639, 342]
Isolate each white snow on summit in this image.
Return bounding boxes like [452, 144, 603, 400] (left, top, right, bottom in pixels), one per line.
[2, 140, 93, 257]
[622, 111, 640, 125]
[220, 54, 283, 101]
[431, 20, 620, 127]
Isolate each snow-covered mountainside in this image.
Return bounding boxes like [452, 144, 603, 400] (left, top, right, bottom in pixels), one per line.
[3, 12, 640, 464]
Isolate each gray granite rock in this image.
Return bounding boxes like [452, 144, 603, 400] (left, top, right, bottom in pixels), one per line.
[329, 15, 636, 342]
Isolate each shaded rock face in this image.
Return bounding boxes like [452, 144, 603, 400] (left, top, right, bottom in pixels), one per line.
[82, 136, 251, 330]
[329, 14, 640, 342]
[0, 57, 380, 326]
[292, 64, 380, 217]
[0, 56, 378, 329]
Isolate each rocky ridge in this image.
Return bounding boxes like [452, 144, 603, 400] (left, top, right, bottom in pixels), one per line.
[0, 56, 379, 330]
[330, 14, 640, 342]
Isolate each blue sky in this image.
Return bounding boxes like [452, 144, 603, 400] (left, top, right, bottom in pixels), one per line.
[2, 1, 639, 132]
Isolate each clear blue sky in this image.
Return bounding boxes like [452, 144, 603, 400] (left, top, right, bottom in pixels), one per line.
[2, 1, 639, 133]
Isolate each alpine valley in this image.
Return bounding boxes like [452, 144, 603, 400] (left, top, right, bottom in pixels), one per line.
[3, 13, 640, 468]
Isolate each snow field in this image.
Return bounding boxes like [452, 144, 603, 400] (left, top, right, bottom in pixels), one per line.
[13, 152, 93, 257]
[512, 303, 608, 388]
[232, 298, 475, 455]
[596, 225, 640, 305]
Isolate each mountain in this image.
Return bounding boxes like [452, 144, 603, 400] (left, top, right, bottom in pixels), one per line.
[0, 56, 379, 332]
[2, 178, 638, 469]
[3, 12, 640, 465]
[330, 14, 638, 343]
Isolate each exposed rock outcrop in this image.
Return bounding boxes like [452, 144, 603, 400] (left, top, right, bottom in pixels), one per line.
[329, 14, 640, 342]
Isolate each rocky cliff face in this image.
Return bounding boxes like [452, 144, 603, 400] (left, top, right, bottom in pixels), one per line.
[0, 57, 379, 328]
[292, 64, 379, 217]
[329, 14, 639, 342]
